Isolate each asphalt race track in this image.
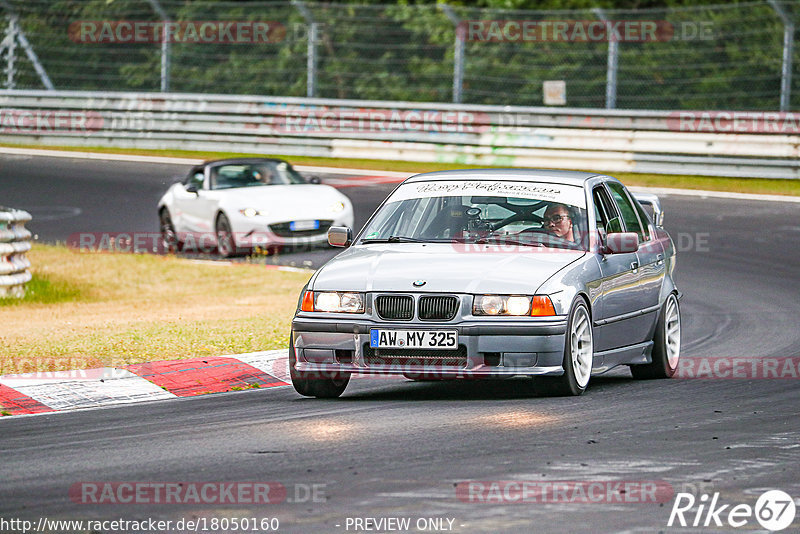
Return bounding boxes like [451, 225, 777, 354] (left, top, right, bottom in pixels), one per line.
[1, 154, 799, 533]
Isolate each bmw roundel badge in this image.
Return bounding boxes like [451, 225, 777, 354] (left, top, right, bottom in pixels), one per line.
[413, 280, 426, 287]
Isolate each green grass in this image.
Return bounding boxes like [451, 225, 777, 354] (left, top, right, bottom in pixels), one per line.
[1, 244, 312, 373]
[3, 142, 799, 197]
[0, 272, 86, 306]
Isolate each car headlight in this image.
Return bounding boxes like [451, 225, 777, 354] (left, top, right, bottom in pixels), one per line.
[329, 201, 345, 213]
[240, 208, 267, 217]
[473, 295, 555, 316]
[301, 291, 364, 313]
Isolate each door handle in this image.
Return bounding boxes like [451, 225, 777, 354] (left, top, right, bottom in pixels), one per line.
[630, 261, 639, 273]
[656, 253, 664, 265]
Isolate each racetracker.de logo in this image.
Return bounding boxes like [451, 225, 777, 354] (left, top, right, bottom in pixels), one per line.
[275, 109, 490, 134]
[456, 480, 674, 503]
[0, 109, 103, 133]
[459, 20, 680, 42]
[68, 21, 286, 44]
[69, 482, 287, 504]
[676, 357, 800, 379]
[667, 111, 800, 134]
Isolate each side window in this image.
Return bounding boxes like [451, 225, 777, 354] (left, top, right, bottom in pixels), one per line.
[184, 170, 204, 190]
[607, 182, 645, 241]
[632, 198, 652, 241]
[592, 186, 621, 237]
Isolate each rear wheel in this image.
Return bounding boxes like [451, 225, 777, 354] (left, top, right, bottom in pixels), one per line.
[159, 209, 182, 253]
[289, 333, 350, 398]
[533, 299, 593, 396]
[631, 293, 681, 379]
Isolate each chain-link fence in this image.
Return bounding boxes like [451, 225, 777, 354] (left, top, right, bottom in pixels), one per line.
[0, 0, 798, 111]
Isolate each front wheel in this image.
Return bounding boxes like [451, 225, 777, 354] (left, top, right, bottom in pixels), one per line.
[215, 213, 244, 258]
[631, 293, 681, 379]
[159, 209, 182, 253]
[532, 299, 593, 396]
[289, 334, 350, 398]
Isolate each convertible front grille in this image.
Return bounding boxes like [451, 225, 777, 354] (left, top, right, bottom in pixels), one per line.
[418, 295, 459, 321]
[375, 295, 414, 321]
[363, 345, 468, 368]
[269, 220, 333, 238]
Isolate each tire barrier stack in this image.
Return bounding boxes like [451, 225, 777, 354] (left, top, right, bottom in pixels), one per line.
[0, 207, 33, 298]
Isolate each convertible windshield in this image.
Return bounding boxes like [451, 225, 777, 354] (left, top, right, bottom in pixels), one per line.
[359, 180, 589, 251]
[210, 161, 307, 190]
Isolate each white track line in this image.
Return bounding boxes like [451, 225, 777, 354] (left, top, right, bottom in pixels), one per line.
[1, 146, 797, 203]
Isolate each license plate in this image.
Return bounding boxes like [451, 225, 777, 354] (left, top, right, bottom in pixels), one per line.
[370, 329, 458, 350]
[289, 220, 320, 231]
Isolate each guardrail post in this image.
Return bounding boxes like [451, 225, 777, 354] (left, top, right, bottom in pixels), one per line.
[440, 4, 464, 104]
[769, 0, 794, 112]
[147, 0, 170, 92]
[2, 17, 16, 89]
[593, 8, 618, 109]
[0, 207, 32, 299]
[293, 0, 318, 98]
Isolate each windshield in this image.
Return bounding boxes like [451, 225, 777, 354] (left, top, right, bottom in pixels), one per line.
[359, 180, 589, 251]
[210, 161, 307, 190]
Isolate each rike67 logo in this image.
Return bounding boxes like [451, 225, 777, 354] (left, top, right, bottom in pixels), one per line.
[668, 490, 796, 531]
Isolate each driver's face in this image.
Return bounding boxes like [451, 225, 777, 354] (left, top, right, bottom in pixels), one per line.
[544, 207, 572, 238]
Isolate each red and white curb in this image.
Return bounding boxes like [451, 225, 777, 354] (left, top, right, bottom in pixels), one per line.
[0, 350, 290, 417]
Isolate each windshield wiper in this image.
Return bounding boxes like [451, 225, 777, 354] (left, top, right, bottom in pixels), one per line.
[473, 236, 542, 247]
[361, 235, 427, 243]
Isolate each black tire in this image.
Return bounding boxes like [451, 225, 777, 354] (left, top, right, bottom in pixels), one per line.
[532, 299, 593, 396]
[215, 213, 244, 258]
[289, 333, 350, 398]
[159, 209, 183, 253]
[631, 293, 681, 379]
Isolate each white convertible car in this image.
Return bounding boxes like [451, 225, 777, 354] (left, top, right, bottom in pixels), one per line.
[157, 158, 354, 256]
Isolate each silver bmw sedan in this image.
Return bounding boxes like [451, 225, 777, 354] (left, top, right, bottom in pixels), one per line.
[289, 169, 681, 398]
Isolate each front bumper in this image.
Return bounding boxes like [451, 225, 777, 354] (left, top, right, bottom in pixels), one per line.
[291, 316, 568, 378]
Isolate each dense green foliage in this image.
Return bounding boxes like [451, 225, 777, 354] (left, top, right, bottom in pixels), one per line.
[4, 0, 798, 110]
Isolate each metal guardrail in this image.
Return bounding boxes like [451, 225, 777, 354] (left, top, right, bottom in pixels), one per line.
[0, 90, 798, 179]
[0, 207, 32, 298]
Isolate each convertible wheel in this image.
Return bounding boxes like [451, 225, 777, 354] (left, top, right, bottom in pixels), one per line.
[289, 334, 350, 398]
[159, 209, 182, 253]
[215, 213, 242, 258]
[533, 299, 593, 396]
[631, 293, 681, 379]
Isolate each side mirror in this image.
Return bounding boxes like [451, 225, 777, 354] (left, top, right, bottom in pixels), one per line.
[308, 176, 321, 184]
[605, 232, 639, 254]
[185, 183, 199, 194]
[328, 226, 352, 247]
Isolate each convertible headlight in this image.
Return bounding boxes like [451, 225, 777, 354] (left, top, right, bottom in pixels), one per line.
[240, 208, 267, 217]
[473, 295, 555, 316]
[301, 291, 364, 313]
[329, 201, 345, 213]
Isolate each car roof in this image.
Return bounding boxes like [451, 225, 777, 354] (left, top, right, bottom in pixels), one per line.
[202, 157, 289, 167]
[404, 168, 601, 187]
